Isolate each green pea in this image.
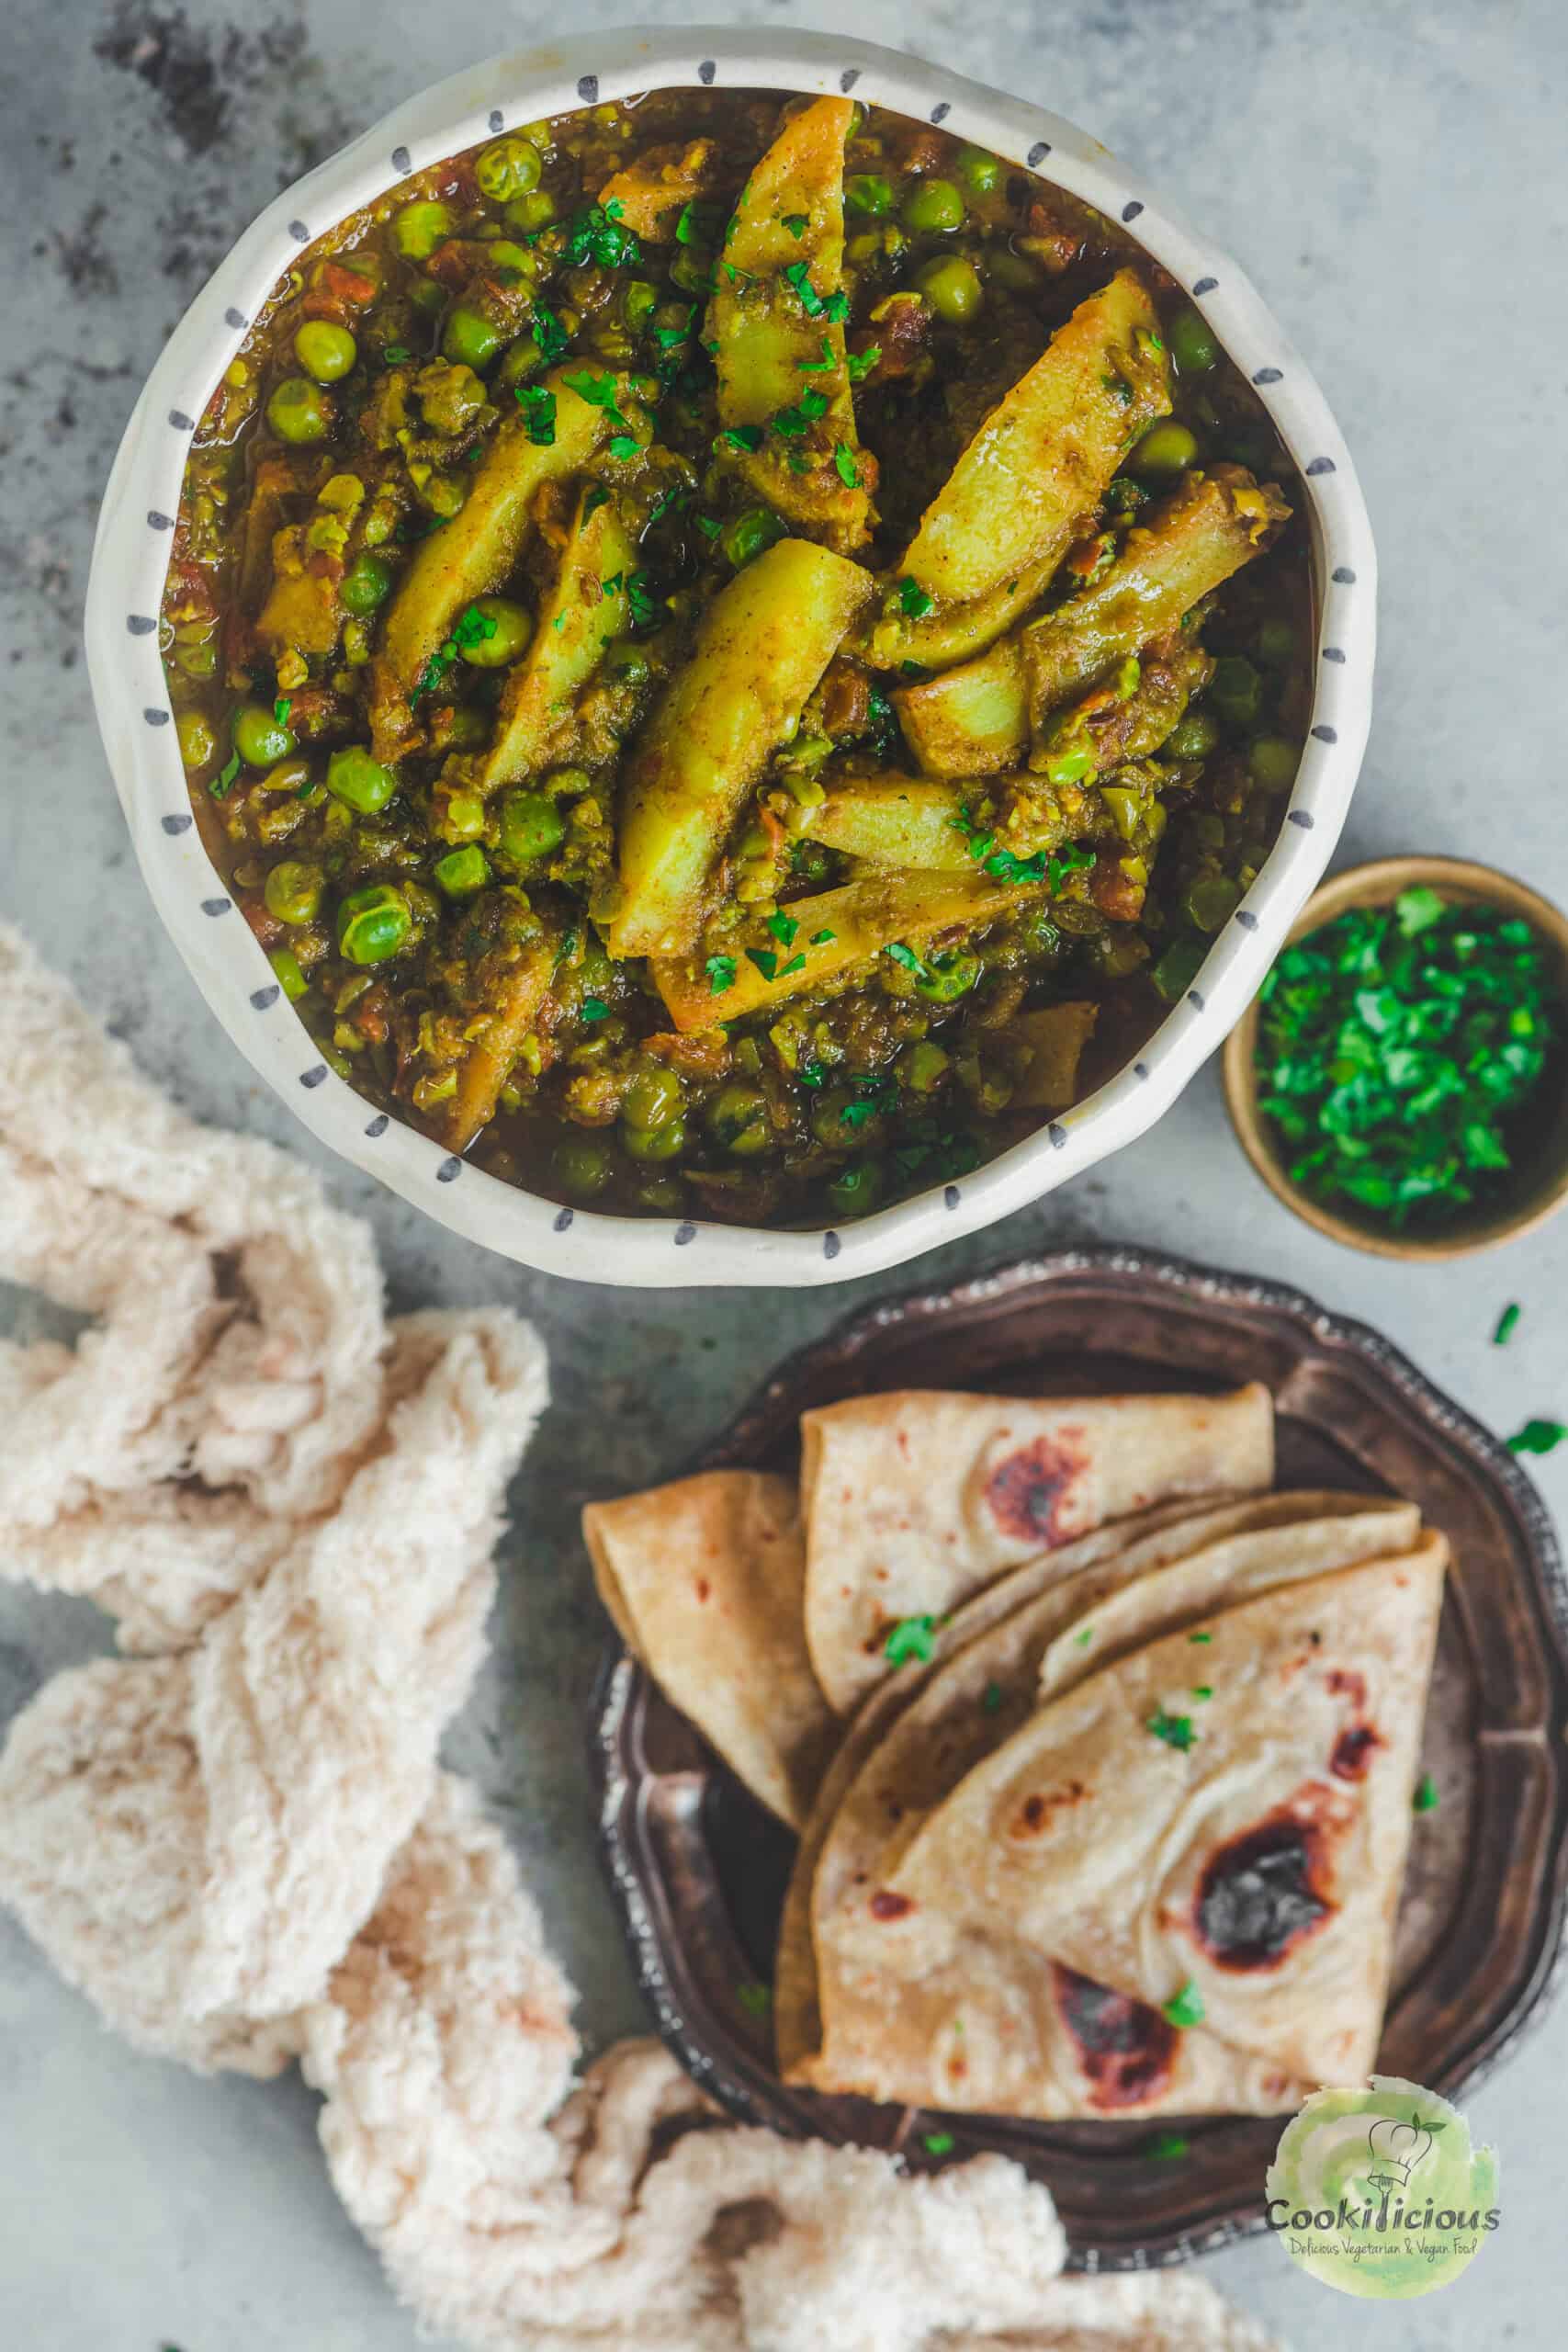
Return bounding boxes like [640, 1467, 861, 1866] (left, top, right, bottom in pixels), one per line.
[442, 304, 503, 371]
[956, 146, 1002, 194]
[434, 844, 491, 896]
[1150, 931, 1207, 1002]
[1208, 655, 1265, 730]
[336, 882, 412, 965]
[1167, 306, 1219, 376]
[623, 278, 659, 330]
[395, 200, 454, 260]
[898, 1041, 950, 1094]
[340, 551, 394, 616]
[624, 1066, 683, 1133]
[901, 177, 964, 235]
[1131, 420, 1201, 479]
[845, 173, 894, 216]
[264, 859, 324, 925]
[987, 245, 1040, 291]
[265, 376, 333, 444]
[293, 320, 358, 383]
[603, 639, 649, 685]
[670, 249, 714, 295]
[1182, 872, 1241, 933]
[232, 702, 296, 768]
[705, 1083, 772, 1156]
[409, 277, 447, 317]
[504, 188, 557, 232]
[175, 709, 215, 770]
[1226, 426, 1276, 474]
[916, 254, 984, 323]
[1255, 616, 1297, 670]
[827, 1159, 883, 1217]
[1163, 708, 1222, 761]
[554, 1135, 614, 1197]
[268, 946, 309, 1001]
[476, 135, 542, 202]
[636, 1174, 685, 1214]
[623, 1114, 686, 1164]
[458, 595, 532, 666]
[1248, 735, 1300, 791]
[914, 950, 981, 1003]
[719, 506, 785, 569]
[326, 744, 397, 815]
[499, 788, 566, 863]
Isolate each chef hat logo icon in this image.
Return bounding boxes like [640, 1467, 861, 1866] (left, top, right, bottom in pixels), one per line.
[1366, 2112, 1439, 2188]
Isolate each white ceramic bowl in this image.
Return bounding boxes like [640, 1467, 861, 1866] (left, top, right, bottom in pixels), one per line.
[86, 26, 1375, 1289]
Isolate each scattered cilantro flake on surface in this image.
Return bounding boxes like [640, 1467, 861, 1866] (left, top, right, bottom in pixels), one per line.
[1073, 1626, 1095, 1649]
[705, 955, 737, 996]
[1254, 892, 1556, 1229]
[721, 424, 764, 453]
[981, 1680, 1004, 1713]
[784, 260, 827, 316]
[560, 199, 641, 270]
[382, 343, 411, 363]
[885, 1613, 938, 1666]
[583, 483, 610, 517]
[833, 443, 860, 487]
[1494, 1302, 1522, 1346]
[767, 910, 799, 946]
[747, 945, 806, 981]
[846, 343, 881, 381]
[531, 303, 569, 363]
[898, 574, 934, 618]
[1161, 1978, 1206, 2029]
[735, 1980, 773, 2018]
[1189, 1630, 1213, 1644]
[626, 571, 660, 628]
[1147, 1708, 1198, 1752]
[799, 335, 837, 373]
[581, 997, 609, 1023]
[1507, 1418, 1566, 1455]
[273, 695, 291, 724]
[809, 927, 835, 945]
[884, 941, 928, 977]
[772, 389, 829, 437]
[922, 2132, 955, 2155]
[782, 211, 809, 239]
[1147, 2132, 1190, 2162]
[1190, 1684, 1213, 1701]
[210, 749, 242, 800]
[1413, 1773, 1440, 1815]
[515, 383, 557, 446]
[607, 433, 640, 460]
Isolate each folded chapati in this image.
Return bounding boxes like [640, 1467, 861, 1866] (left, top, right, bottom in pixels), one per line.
[800, 1383, 1274, 1711]
[886, 1540, 1448, 2089]
[583, 1471, 836, 1830]
[797, 1497, 1417, 2115]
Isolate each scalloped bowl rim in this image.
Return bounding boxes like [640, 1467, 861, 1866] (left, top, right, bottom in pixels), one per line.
[85, 25, 1377, 1288]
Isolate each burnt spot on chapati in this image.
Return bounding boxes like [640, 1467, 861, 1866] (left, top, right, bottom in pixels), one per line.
[984, 1428, 1089, 1544]
[1010, 1779, 1089, 1838]
[1053, 1964, 1177, 2109]
[1331, 1723, 1382, 1780]
[1193, 1789, 1344, 1970]
[869, 1888, 914, 1921]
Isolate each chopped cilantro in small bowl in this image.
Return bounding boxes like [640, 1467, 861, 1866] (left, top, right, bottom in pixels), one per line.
[1224, 856, 1568, 1257]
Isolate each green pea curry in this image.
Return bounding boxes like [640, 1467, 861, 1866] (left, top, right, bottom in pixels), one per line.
[162, 88, 1310, 1225]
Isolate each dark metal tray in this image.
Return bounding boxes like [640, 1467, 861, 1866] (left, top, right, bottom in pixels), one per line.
[590, 1247, 1568, 2266]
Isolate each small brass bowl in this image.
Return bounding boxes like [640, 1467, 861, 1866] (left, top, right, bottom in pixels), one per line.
[1223, 854, 1568, 1260]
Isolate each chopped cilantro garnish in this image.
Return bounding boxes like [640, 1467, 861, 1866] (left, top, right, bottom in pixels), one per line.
[531, 304, 569, 364]
[784, 260, 827, 316]
[1190, 1684, 1213, 1701]
[626, 571, 660, 628]
[583, 484, 610, 517]
[1073, 1626, 1095, 1648]
[581, 996, 609, 1023]
[922, 2132, 955, 2155]
[899, 659, 932, 680]
[798, 335, 837, 374]
[1147, 2132, 1190, 2162]
[767, 910, 799, 946]
[981, 1680, 1004, 1714]
[747, 945, 806, 981]
[809, 927, 835, 945]
[833, 443, 860, 488]
[823, 288, 850, 323]
[1494, 1302, 1521, 1346]
[782, 211, 809, 239]
[601, 572, 624, 599]
[1508, 1418, 1566, 1455]
[515, 383, 557, 446]
[562, 367, 625, 420]
[695, 513, 723, 539]
[885, 1613, 938, 1666]
[1413, 1773, 1440, 1815]
[1254, 893, 1556, 1230]
[560, 199, 642, 270]
[675, 199, 724, 247]
[273, 695, 291, 724]
[772, 389, 829, 437]
[735, 1979, 773, 2018]
[1161, 1978, 1206, 2029]
[898, 574, 934, 618]
[721, 424, 764, 453]
[452, 604, 497, 650]
[607, 433, 641, 461]
[382, 343, 412, 363]
[884, 941, 928, 977]
[705, 955, 737, 995]
[846, 343, 881, 382]
[209, 749, 242, 800]
[1147, 1708, 1198, 1752]
[1189, 1630, 1213, 1644]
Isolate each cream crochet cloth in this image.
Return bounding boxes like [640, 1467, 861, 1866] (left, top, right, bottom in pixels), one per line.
[0, 925, 1281, 2352]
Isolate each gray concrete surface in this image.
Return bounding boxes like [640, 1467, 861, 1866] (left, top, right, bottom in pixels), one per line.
[1, 1, 1563, 2344]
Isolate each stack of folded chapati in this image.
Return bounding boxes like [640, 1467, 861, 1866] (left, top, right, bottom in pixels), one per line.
[584, 1380, 1447, 2123]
